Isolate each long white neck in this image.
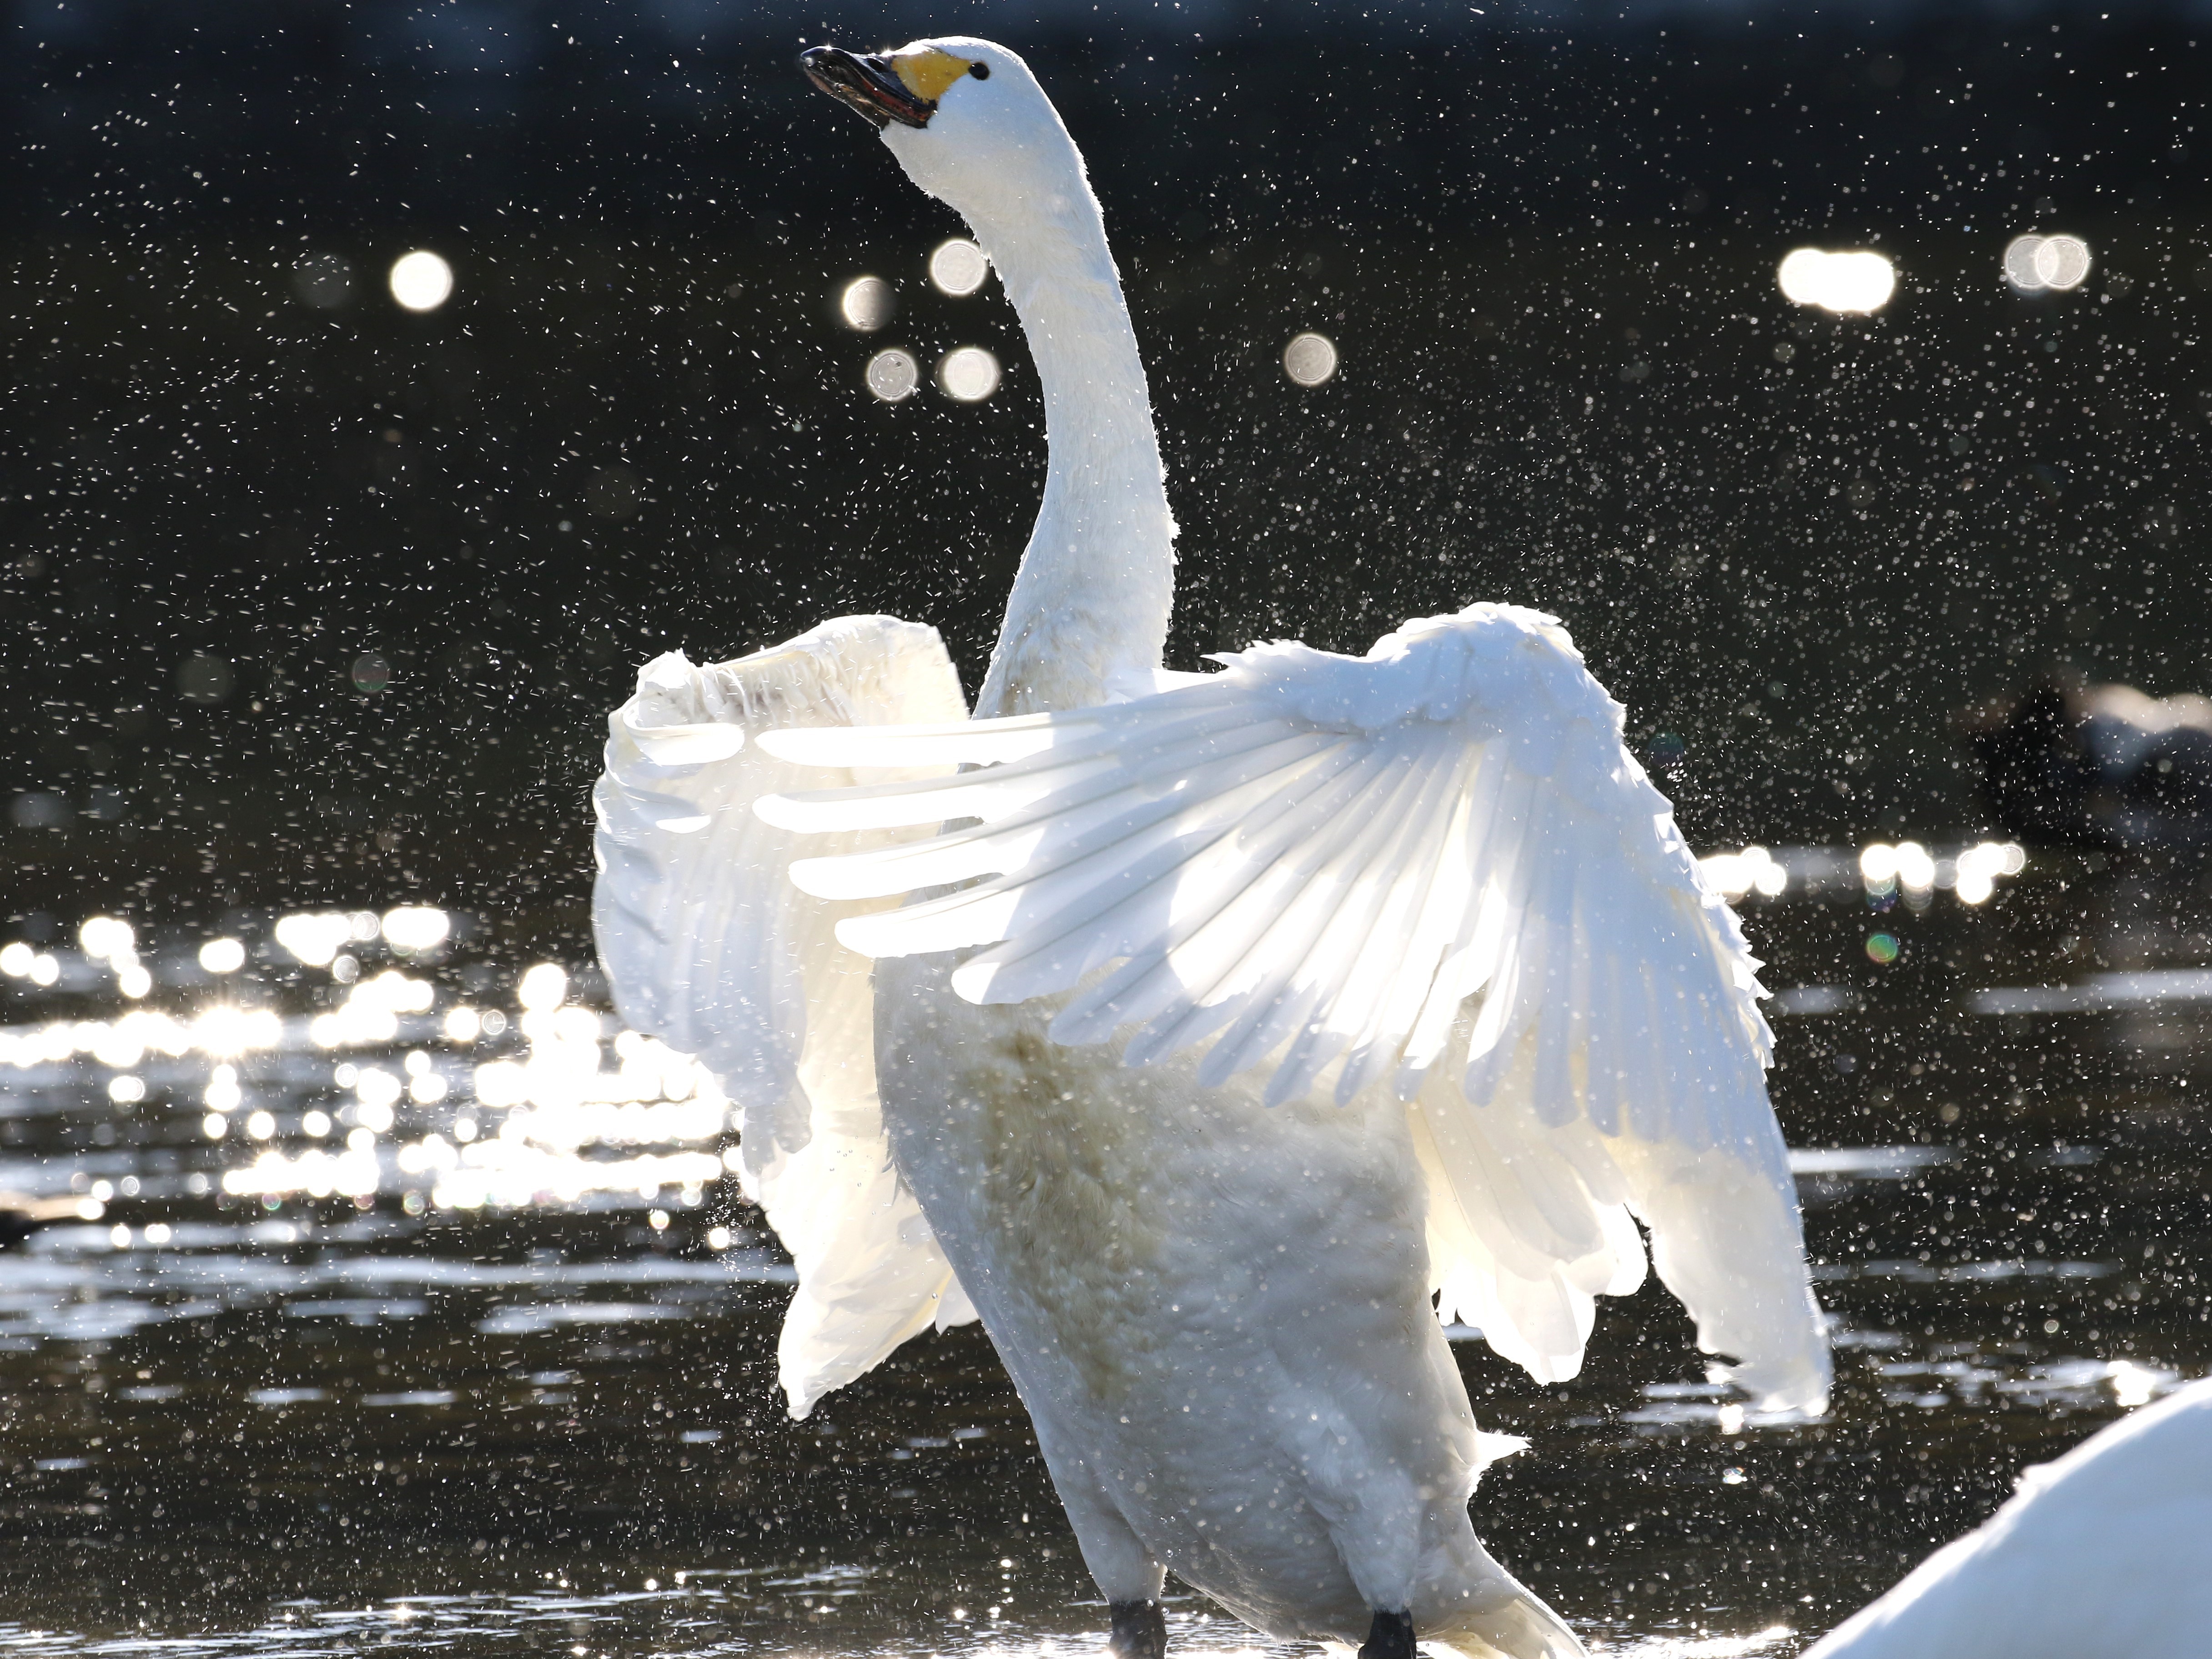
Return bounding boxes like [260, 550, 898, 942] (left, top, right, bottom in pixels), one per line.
[960, 190, 1176, 717]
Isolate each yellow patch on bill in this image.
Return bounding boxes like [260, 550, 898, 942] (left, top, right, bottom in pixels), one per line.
[890, 47, 976, 106]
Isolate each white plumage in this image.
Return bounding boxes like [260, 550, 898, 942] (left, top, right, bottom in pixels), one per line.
[591, 617, 980, 1413]
[761, 604, 1826, 1408]
[1802, 1377, 2212, 1658]
[593, 35, 1826, 1658]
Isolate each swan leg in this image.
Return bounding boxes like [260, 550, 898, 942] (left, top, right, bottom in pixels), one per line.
[1109, 1598, 1168, 1658]
[1359, 1609, 1417, 1659]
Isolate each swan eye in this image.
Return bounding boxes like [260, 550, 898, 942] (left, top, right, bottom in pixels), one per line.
[970, 61, 990, 79]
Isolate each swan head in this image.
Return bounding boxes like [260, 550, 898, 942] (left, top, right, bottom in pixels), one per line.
[800, 38, 1088, 243]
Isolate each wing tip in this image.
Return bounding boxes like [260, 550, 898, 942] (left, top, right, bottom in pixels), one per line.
[750, 791, 809, 831]
[753, 726, 837, 764]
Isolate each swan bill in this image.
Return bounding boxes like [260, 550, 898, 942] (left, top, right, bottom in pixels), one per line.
[800, 44, 981, 130]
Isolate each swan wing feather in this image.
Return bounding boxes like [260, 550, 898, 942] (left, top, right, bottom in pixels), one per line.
[759, 601, 1828, 1412]
[592, 614, 977, 1419]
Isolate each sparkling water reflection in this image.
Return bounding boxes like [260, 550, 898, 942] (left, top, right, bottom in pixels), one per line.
[0, 854, 2207, 1654]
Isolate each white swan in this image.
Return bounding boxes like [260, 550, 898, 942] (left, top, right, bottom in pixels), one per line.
[1802, 1377, 2212, 1657]
[592, 37, 1828, 1659]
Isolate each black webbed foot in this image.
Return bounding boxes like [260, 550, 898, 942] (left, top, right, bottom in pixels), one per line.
[1108, 1597, 1168, 1658]
[1358, 1608, 1417, 1659]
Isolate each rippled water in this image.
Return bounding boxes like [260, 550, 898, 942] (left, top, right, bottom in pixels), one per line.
[0, 853, 2207, 1655]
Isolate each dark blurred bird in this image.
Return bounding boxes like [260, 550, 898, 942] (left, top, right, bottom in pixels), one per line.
[0, 1192, 85, 1251]
[1966, 676, 2212, 853]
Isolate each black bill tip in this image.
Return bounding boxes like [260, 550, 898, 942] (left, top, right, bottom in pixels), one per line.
[800, 45, 935, 131]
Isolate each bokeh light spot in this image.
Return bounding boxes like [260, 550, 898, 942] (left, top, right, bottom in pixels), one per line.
[2005, 232, 2092, 292]
[517, 962, 569, 1011]
[840, 276, 895, 332]
[1699, 845, 1788, 900]
[937, 346, 1001, 402]
[292, 252, 354, 309]
[865, 348, 920, 402]
[382, 907, 450, 955]
[274, 912, 352, 968]
[1776, 247, 1895, 313]
[929, 239, 990, 296]
[80, 916, 134, 961]
[1282, 331, 1339, 386]
[388, 250, 454, 312]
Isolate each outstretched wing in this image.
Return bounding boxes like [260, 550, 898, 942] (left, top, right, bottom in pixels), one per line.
[592, 614, 978, 1418]
[755, 603, 1829, 1413]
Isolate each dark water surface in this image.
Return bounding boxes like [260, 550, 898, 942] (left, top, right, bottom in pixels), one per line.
[0, 849, 2208, 1656]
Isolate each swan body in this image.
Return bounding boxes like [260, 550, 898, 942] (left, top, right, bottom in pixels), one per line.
[875, 951, 1571, 1651]
[1803, 1377, 2212, 1658]
[594, 38, 1827, 1657]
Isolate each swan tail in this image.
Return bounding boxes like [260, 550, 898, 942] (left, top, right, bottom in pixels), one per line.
[1409, 1527, 1588, 1659]
[1418, 1576, 1587, 1659]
